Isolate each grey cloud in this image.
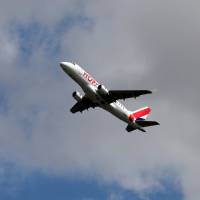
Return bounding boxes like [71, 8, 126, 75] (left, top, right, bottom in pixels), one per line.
[0, 0, 200, 200]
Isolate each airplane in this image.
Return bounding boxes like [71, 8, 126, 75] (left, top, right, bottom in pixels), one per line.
[60, 62, 159, 132]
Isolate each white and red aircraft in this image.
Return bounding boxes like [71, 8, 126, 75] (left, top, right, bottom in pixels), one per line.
[60, 62, 159, 132]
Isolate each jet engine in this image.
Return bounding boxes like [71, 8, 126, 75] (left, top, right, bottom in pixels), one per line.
[72, 91, 83, 102]
[97, 84, 109, 96]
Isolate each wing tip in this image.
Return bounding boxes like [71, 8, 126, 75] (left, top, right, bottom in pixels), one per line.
[146, 90, 152, 94]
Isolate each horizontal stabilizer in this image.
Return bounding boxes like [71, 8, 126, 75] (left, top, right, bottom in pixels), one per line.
[126, 124, 146, 132]
[135, 120, 160, 127]
[126, 121, 159, 132]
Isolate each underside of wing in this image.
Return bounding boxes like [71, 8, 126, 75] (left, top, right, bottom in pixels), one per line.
[107, 90, 152, 103]
[70, 97, 98, 113]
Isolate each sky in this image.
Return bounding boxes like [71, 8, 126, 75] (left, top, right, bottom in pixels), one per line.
[0, 0, 200, 199]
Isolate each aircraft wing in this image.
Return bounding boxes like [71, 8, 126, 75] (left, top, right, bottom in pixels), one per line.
[70, 97, 98, 113]
[107, 90, 152, 103]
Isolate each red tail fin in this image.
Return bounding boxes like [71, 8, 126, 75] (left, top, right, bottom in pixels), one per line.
[129, 106, 151, 122]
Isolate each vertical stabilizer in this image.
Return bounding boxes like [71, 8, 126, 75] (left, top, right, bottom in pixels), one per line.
[129, 106, 151, 121]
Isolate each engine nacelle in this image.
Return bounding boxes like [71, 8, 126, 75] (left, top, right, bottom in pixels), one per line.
[97, 84, 109, 96]
[72, 91, 83, 102]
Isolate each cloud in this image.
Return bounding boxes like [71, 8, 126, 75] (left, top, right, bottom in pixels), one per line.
[0, 0, 200, 199]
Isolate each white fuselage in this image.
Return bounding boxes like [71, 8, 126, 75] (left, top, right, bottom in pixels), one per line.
[60, 62, 131, 124]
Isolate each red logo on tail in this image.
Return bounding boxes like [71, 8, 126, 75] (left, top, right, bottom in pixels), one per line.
[129, 107, 151, 121]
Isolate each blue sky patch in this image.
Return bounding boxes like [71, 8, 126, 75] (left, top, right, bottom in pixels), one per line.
[0, 171, 183, 200]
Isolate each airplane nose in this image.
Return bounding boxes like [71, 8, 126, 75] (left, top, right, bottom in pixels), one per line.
[60, 62, 74, 69]
[60, 62, 65, 69]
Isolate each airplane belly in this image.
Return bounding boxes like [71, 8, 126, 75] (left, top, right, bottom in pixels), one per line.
[101, 103, 130, 123]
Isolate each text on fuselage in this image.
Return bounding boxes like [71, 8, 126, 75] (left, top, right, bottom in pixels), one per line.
[83, 71, 99, 86]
